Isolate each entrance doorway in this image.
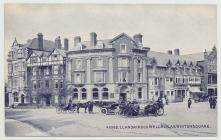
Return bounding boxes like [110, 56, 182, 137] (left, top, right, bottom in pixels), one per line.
[120, 93, 127, 101]
[21, 94, 25, 104]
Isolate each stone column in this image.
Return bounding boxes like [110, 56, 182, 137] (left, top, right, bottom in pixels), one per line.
[86, 58, 91, 84]
[109, 57, 114, 83]
[67, 58, 72, 83]
[143, 58, 147, 83]
[134, 58, 137, 82]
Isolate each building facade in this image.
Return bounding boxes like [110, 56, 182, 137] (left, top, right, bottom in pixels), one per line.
[66, 33, 149, 103]
[6, 32, 217, 106]
[7, 33, 69, 106]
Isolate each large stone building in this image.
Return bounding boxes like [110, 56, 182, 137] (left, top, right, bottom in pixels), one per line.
[66, 33, 149, 103]
[6, 32, 217, 106]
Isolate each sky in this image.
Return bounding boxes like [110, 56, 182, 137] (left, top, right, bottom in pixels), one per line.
[4, 4, 217, 80]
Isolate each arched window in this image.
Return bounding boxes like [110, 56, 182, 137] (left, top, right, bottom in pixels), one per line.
[13, 92, 19, 102]
[102, 88, 109, 99]
[92, 88, 99, 100]
[81, 88, 87, 100]
[72, 88, 78, 100]
[138, 87, 142, 99]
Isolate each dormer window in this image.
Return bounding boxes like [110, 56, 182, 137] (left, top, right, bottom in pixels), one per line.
[120, 44, 127, 53]
[17, 49, 23, 57]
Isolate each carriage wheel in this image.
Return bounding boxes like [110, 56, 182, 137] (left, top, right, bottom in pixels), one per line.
[157, 108, 164, 116]
[101, 108, 107, 114]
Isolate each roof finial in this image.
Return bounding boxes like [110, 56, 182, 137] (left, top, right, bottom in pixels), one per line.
[12, 37, 18, 46]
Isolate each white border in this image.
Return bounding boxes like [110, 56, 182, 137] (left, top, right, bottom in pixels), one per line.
[1, 0, 220, 140]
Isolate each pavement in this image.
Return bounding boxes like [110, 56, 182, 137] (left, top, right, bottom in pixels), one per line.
[5, 102, 217, 137]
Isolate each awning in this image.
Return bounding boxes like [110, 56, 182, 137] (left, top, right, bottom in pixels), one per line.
[188, 86, 203, 93]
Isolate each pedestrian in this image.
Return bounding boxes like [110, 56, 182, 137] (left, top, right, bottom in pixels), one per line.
[209, 97, 213, 109]
[188, 98, 192, 109]
[212, 97, 217, 109]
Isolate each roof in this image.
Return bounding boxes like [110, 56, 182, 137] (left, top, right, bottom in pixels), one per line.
[182, 52, 206, 61]
[24, 38, 56, 52]
[81, 39, 111, 49]
[32, 50, 51, 57]
[54, 48, 66, 57]
[147, 51, 197, 67]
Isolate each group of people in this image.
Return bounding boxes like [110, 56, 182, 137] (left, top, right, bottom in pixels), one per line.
[209, 97, 217, 109]
[66, 99, 94, 113]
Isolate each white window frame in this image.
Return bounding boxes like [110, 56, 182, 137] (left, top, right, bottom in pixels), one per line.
[95, 71, 105, 83]
[76, 59, 82, 69]
[53, 65, 59, 75]
[120, 44, 127, 53]
[96, 57, 103, 67]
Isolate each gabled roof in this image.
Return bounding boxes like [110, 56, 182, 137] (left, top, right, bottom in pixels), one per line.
[50, 48, 66, 57]
[148, 51, 197, 67]
[182, 52, 206, 61]
[108, 33, 136, 44]
[24, 38, 56, 52]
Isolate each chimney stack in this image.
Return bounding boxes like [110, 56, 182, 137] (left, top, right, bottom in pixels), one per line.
[167, 50, 173, 54]
[55, 36, 62, 49]
[74, 36, 81, 46]
[133, 33, 143, 47]
[174, 49, 180, 55]
[64, 38, 69, 51]
[90, 32, 97, 47]
[37, 33, 43, 50]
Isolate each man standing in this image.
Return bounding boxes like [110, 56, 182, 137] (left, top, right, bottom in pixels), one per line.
[209, 97, 213, 109]
[188, 98, 192, 109]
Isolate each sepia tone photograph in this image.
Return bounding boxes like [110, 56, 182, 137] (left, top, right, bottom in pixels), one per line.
[3, 2, 218, 137]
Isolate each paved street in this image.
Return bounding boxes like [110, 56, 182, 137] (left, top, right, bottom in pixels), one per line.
[5, 102, 217, 137]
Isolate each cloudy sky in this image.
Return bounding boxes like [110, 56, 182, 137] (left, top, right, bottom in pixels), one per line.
[4, 4, 217, 80]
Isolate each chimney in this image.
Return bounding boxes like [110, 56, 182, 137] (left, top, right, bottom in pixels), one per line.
[37, 33, 43, 50]
[74, 36, 81, 46]
[174, 49, 180, 55]
[133, 33, 143, 47]
[64, 38, 69, 51]
[90, 32, 97, 47]
[167, 50, 173, 54]
[204, 49, 207, 59]
[55, 36, 62, 49]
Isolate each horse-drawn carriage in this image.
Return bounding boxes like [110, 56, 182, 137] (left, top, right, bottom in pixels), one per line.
[56, 102, 92, 114]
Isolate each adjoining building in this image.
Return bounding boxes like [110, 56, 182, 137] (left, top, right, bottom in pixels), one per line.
[147, 49, 203, 102]
[7, 33, 68, 106]
[184, 46, 217, 97]
[66, 32, 149, 103]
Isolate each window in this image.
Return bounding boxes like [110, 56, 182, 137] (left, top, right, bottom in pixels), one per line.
[102, 88, 109, 99]
[75, 73, 83, 83]
[138, 87, 142, 99]
[33, 81, 37, 89]
[44, 67, 50, 75]
[53, 66, 59, 74]
[32, 67, 37, 76]
[38, 68, 42, 75]
[13, 92, 19, 102]
[138, 73, 142, 82]
[81, 88, 87, 100]
[60, 66, 64, 74]
[93, 88, 99, 99]
[45, 80, 49, 88]
[38, 81, 41, 88]
[166, 78, 170, 82]
[110, 93, 114, 98]
[119, 71, 128, 82]
[138, 59, 142, 68]
[31, 57, 38, 63]
[171, 91, 174, 96]
[54, 80, 58, 89]
[119, 57, 129, 67]
[95, 72, 105, 83]
[154, 78, 158, 85]
[120, 44, 127, 53]
[76, 59, 82, 69]
[73, 88, 78, 100]
[155, 91, 158, 96]
[167, 91, 170, 96]
[170, 78, 173, 82]
[60, 81, 63, 88]
[42, 57, 47, 62]
[17, 49, 22, 57]
[96, 57, 103, 67]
